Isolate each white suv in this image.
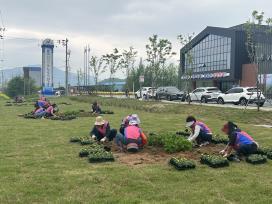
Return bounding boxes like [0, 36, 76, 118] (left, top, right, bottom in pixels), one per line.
[217, 87, 266, 106]
[135, 87, 156, 99]
[187, 87, 222, 103]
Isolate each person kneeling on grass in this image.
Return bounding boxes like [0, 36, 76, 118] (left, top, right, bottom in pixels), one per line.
[90, 116, 117, 142]
[186, 116, 212, 146]
[45, 103, 58, 117]
[33, 107, 46, 118]
[219, 121, 258, 162]
[115, 118, 147, 152]
[119, 114, 141, 135]
[91, 101, 102, 115]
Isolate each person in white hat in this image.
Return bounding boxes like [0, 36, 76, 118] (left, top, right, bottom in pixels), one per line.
[115, 115, 147, 152]
[90, 116, 117, 142]
[186, 116, 212, 146]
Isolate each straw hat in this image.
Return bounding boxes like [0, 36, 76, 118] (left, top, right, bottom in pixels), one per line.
[95, 116, 105, 125]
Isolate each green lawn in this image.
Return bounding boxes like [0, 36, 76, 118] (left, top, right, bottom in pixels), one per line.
[0, 97, 272, 204]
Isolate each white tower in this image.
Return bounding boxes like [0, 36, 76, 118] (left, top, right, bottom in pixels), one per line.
[41, 39, 54, 87]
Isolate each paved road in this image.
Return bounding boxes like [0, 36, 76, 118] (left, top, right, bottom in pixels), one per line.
[99, 94, 272, 111]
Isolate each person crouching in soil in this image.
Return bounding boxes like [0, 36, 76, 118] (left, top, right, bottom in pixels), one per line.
[115, 116, 147, 152]
[219, 121, 258, 162]
[90, 116, 117, 142]
[186, 116, 212, 147]
[91, 101, 102, 115]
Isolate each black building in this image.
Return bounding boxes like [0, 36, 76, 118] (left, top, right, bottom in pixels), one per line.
[180, 24, 272, 93]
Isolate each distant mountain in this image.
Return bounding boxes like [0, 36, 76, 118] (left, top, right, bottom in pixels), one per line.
[0, 66, 94, 87]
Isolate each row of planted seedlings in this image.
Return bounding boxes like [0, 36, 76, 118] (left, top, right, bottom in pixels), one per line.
[70, 136, 114, 163]
[149, 130, 272, 170]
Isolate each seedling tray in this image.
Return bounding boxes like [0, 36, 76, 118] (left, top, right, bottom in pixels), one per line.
[200, 154, 229, 168]
[246, 154, 267, 164]
[169, 157, 195, 170]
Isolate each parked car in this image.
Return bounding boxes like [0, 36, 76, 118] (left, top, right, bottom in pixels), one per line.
[135, 87, 156, 99]
[187, 87, 222, 103]
[217, 87, 266, 106]
[156, 86, 185, 101]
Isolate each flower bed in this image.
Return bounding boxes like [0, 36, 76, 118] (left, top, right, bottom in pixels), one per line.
[200, 154, 229, 168]
[51, 115, 77, 121]
[148, 132, 192, 153]
[246, 154, 267, 165]
[169, 157, 196, 170]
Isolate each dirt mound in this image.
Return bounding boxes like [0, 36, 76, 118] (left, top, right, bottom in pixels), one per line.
[111, 143, 225, 167]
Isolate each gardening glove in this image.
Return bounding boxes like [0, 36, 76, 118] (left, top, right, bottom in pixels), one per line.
[92, 135, 96, 139]
[219, 150, 225, 155]
[101, 137, 107, 142]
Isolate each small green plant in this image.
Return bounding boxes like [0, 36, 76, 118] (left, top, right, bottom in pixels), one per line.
[70, 136, 81, 143]
[246, 154, 267, 164]
[267, 152, 272, 160]
[169, 157, 195, 170]
[101, 110, 114, 114]
[176, 129, 190, 137]
[88, 151, 114, 163]
[148, 132, 192, 153]
[79, 148, 90, 157]
[200, 154, 229, 168]
[211, 134, 229, 144]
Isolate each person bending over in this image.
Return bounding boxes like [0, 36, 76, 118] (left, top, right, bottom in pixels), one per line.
[90, 116, 116, 142]
[186, 116, 212, 146]
[219, 121, 258, 161]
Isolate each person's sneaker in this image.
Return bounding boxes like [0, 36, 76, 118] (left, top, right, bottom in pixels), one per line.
[200, 141, 210, 147]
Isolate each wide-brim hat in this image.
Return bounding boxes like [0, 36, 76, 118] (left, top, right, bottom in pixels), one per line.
[129, 119, 138, 126]
[95, 116, 105, 125]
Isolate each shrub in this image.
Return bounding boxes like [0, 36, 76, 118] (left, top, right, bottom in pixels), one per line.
[176, 129, 190, 137]
[246, 154, 267, 164]
[200, 154, 229, 168]
[148, 132, 192, 153]
[169, 157, 196, 170]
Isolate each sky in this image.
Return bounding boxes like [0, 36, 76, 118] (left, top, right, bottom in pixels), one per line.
[0, 0, 272, 79]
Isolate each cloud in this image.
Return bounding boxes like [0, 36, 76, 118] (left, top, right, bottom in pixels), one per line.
[1, 0, 272, 79]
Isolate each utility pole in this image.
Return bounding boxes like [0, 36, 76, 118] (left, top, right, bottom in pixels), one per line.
[65, 38, 69, 96]
[87, 45, 90, 86]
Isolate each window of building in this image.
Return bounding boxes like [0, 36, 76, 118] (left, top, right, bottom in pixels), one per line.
[184, 34, 231, 73]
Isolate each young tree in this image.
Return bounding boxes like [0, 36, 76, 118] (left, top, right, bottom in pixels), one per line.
[103, 48, 122, 96]
[145, 34, 175, 96]
[121, 47, 138, 79]
[77, 68, 84, 94]
[244, 10, 272, 111]
[177, 33, 195, 104]
[89, 56, 106, 91]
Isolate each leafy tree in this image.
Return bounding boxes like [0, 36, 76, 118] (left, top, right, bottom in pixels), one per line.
[244, 10, 272, 111]
[145, 35, 176, 91]
[178, 33, 195, 104]
[121, 47, 138, 81]
[89, 56, 106, 91]
[5, 76, 37, 97]
[103, 48, 122, 95]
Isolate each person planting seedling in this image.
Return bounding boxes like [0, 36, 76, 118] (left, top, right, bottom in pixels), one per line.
[185, 116, 213, 147]
[115, 115, 147, 152]
[90, 116, 117, 142]
[91, 101, 102, 115]
[219, 121, 259, 162]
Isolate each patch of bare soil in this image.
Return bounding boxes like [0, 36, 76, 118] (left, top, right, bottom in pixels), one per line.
[110, 143, 225, 167]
